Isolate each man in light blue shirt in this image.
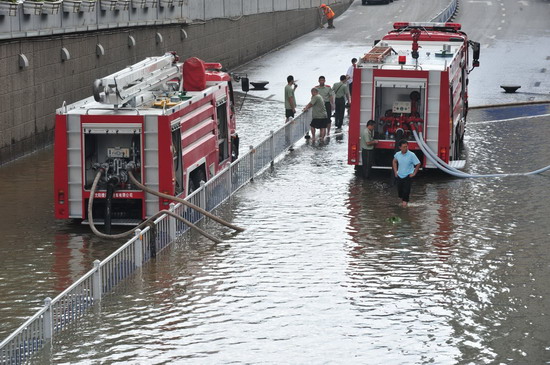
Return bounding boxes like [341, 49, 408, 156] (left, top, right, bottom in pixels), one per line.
[392, 140, 421, 207]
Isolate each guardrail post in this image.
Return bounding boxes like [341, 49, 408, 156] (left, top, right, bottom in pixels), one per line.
[286, 118, 293, 148]
[270, 130, 275, 166]
[249, 145, 255, 181]
[134, 229, 142, 268]
[43, 297, 53, 340]
[92, 260, 102, 303]
[226, 165, 232, 196]
[169, 203, 177, 240]
[199, 181, 206, 211]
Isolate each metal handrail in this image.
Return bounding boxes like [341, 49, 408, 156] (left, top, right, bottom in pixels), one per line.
[49, 266, 98, 306]
[430, 0, 457, 22]
[97, 233, 142, 270]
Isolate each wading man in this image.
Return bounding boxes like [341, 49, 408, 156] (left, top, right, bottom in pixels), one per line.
[332, 75, 350, 131]
[392, 140, 420, 207]
[315, 76, 334, 135]
[303, 88, 328, 142]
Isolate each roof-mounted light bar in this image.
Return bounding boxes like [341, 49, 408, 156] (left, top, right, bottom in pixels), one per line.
[393, 22, 462, 31]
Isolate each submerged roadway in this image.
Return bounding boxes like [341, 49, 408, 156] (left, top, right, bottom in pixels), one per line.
[1, 0, 550, 363]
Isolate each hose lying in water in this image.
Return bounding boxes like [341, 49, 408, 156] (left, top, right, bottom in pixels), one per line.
[126, 169, 244, 233]
[88, 170, 223, 243]
[411, 129, 550, 178]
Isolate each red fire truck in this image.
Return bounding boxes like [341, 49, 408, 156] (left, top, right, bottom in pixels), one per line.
[54, 53, 239, 227]
[348, 22, 480, 171]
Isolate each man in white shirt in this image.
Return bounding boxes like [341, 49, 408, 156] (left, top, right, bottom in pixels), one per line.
[345, 58, 357, 98]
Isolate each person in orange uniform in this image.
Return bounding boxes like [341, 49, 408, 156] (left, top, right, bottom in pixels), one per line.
[320, 4, 335, 29]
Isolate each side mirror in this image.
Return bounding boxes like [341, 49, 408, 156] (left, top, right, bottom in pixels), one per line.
[469, 40, 480, 68]
[241, 77, 249, 92]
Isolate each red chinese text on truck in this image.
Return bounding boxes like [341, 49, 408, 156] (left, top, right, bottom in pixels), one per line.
[348, 22, 480, 171]
[54, 53, 239, 226]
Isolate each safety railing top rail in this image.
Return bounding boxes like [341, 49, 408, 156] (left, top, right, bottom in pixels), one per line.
[49, 266, 99, 307]
[97, 233, 141, 270]
[0, 110, 311, 365]
[430, 0, 457, 23]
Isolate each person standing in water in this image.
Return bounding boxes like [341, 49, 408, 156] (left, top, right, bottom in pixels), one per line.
[392, 140, 420, 207]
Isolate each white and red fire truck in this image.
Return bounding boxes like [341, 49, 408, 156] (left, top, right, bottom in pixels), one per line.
[54, 52, 239, 227]
[348, 22, 480, 171]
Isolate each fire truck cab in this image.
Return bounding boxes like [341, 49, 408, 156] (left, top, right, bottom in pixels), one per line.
[54, 53, 238, 226]
[348, 22, 480, 171]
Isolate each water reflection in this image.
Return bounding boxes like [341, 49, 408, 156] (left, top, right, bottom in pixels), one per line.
[4, 106, 550, 363]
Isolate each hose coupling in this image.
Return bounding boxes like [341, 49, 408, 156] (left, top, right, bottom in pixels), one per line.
[126, 161, 137, 171]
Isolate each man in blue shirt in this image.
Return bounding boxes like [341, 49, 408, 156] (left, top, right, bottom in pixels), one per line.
[392, 140, 421, 207]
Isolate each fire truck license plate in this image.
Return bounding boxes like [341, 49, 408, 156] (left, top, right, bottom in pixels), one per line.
[107, 148, 129, 158]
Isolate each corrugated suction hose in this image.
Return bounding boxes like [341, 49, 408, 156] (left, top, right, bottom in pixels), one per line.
[88, 170, 224, 243]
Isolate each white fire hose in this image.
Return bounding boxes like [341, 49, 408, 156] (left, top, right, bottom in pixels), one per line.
[411, 128, 550, 178]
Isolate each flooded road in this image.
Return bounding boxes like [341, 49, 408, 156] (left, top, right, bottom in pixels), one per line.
[2, 0, 550, 363]
[31, 103, 550, 364]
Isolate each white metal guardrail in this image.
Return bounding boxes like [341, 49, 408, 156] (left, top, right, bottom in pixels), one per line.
[0, 110, 311, 365]
[430, 0, 457, 22]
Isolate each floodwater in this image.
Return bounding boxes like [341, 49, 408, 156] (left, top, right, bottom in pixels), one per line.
[0, 95, 274, 341]
[2, 0, 550, 362]
[2, 99, 549, 364]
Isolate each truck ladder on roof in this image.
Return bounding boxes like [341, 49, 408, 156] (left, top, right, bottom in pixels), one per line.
[93, 52, 180, 106]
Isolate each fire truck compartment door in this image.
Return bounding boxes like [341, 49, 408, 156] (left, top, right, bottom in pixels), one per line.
[375, 79, 426, 89]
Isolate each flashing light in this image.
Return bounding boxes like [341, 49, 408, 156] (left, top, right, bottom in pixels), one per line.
[398, 53, 406, 65]
[393, 22, 461, 30]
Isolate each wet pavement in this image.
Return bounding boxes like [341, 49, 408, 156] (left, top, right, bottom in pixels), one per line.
[36, 104, 550, 364]
[2, 0, 550, 363]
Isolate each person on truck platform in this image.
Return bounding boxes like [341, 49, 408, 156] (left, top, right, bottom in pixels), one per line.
[392, 140, 420, 207]
[346, 58, 357, 99]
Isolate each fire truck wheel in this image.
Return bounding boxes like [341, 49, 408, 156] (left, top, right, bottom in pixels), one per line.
[454, 134, 462, 160]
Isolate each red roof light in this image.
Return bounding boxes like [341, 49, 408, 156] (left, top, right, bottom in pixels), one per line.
[393, 22, 462, 31]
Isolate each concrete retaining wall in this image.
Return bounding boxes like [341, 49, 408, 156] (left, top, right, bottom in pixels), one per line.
[0, 1, 352, 165]
[0, 0, 343, 40]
